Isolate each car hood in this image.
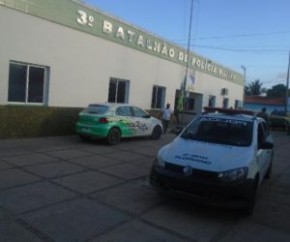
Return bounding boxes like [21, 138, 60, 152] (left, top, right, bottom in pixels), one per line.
[159, 137, 253, 172]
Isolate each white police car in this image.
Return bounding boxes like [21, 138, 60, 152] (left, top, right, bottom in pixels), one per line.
[150, 107, 274, 215]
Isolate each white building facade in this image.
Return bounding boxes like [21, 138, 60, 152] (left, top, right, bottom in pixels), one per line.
[0, 0, 245, 116]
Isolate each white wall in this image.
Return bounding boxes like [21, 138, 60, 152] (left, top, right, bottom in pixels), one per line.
[196, 72, 244, 108]
[0, 6, 243, 111]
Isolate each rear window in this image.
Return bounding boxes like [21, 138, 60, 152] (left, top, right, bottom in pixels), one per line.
[84, 104, 109, 114]
[181, 117, 253, 146]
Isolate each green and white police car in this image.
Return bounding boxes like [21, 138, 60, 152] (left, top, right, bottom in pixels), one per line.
[150, 107, 274, 215]
[76, 103, 163, 145]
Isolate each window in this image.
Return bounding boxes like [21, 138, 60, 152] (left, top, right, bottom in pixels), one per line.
[181, 117, 253, 147]
[208, 96, 216, 107]
[257, 123, 266, 149]
[185, 97, 195, 110]
[221, 88, 229, 95]
[116, 106, 132, 116]
[85, 104, 109, 114]
[8, 62, 49, 104]
[108, 78, 129, 103]
[223, 98, 229, 108]
[132, 106, 148, 118]
[151, 85, 165, 108]
[235, 100, 242, 109]
[260, 121, 270, 139]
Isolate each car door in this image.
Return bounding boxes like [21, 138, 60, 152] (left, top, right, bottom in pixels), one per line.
[115, 106, 135, 137]
[131, 106, 151, 136]
[256, 121, 272, 179]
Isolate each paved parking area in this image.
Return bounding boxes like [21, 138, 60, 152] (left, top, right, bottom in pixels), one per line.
[0, 131, 290, 242]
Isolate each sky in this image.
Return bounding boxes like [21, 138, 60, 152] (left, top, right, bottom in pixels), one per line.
[83, 0, 290, 89]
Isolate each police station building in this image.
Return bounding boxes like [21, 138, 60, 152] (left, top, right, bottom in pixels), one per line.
[0, 0, 244, 116]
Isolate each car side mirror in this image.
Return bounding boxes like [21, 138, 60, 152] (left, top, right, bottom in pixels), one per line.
[261, 141, 274, 149]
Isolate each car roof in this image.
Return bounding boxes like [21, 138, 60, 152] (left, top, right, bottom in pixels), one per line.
[88, 103, 133, 108]
[87, 103, 146, 113]
[89, 102, 123, 106]
[202, 107, 258, 122]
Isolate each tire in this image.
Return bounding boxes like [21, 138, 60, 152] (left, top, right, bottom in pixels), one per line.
[265, 159, 273, 179]
[243, 177, 259, 216]
[107, 128, 121, 145]
[151, 126, 162, 140]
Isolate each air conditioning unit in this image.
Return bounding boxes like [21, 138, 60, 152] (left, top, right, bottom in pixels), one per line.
[221, 88, 228, 95]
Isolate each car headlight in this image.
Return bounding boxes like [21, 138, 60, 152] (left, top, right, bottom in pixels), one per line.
[218, 167, 248, 182]
[154, 155, 165, 168]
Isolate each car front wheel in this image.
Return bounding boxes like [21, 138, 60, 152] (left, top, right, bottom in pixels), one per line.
[243, 177, 259, 216]
[151, 126, 162, 140]
[107, 128, 121, 145]
[265, 155, 273, 179]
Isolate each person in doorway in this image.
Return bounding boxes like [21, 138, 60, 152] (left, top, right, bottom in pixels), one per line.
[161, 103, 173, 133]
[257, 107, 269, 124]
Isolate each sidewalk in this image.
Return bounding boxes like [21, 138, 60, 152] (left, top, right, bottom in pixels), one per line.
[0, 131, 290, 241]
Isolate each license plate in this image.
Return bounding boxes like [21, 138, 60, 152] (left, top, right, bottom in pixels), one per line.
[82, 127, 90, 132]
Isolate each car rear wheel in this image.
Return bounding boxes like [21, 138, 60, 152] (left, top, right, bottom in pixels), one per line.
[151, 126, 162, 140]
[107, 128, 121, 145]
[243, 176, 259, 216]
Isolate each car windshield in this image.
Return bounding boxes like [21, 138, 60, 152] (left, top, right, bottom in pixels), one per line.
[181, 116, 253, 147]
[84, 104, 109, 114]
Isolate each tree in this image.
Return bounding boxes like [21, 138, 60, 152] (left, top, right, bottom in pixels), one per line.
[244, 86, 251, 96]
[267, 84, 287, 98]
[245, 79, 263, 96]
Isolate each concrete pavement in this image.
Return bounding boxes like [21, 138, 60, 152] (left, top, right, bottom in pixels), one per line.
[0, 131, 290, 242]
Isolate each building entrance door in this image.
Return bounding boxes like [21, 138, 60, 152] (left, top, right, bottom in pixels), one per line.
[174, 90, 203, 126]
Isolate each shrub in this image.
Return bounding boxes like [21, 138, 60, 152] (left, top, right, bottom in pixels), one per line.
[0, 105, 82, 139]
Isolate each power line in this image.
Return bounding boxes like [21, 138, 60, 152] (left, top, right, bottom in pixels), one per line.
[171, 29, 290, 53]
[173, 30, 290, 43]
[193, 30, 290, 40]
[173, 42, 289, 53]
[190, 44, 289, 53]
